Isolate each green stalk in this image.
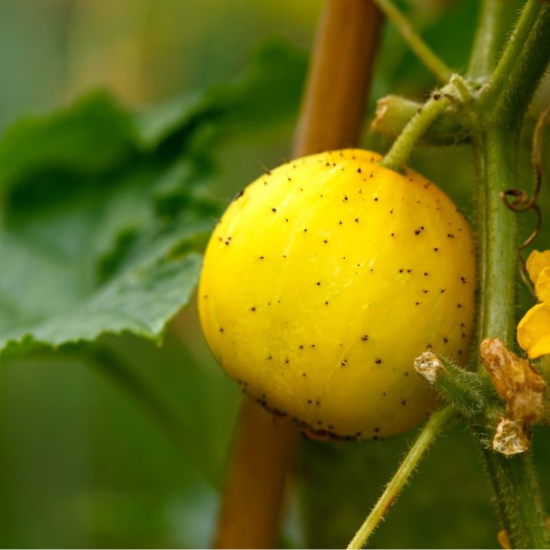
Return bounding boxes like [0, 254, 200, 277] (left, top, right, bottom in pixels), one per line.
[380, 87, 452, 172]
[372, 0, 453, 82]
[467, 0, 517, 80]
[476, 128, 518, 345]
[372, 94, 469, 144]
[414, 352, 485, 419]
[474, 126, 549, 548]
[482, 448, 548, 549]
[481, 1, 550, 122]
[470, 2, 550, 544]
[347, 407, 455, 549]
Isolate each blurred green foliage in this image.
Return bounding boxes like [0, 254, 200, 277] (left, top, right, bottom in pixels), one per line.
[0, 0, 549, 548]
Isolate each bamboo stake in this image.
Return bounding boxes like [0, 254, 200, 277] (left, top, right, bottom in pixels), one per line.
[214, 1, 382, 547]
[294, 0, 383, 156]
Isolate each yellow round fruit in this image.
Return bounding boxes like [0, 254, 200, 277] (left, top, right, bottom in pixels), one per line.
[198, 149, 476, 439]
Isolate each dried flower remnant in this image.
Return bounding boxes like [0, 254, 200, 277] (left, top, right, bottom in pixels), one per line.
[492, 418, 530, 457]
[498, 528, 511, 550]
[414, 351, 444, 384]
[480, 338, 546, 454]
[481, 338, 546, 424]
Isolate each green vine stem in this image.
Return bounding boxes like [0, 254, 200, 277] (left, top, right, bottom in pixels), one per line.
[380, 80, 464, 172]
[372, 0, 453, 83]
[474, 126, 550, 549]
[482, 447, 549, 549]
[481, 1, 550, 124]
[467, 0, 516, 81]
[475, 128, 519, 346]
[347, 407, 455, 549]
[471, 2, 550, 537]
[372, 94, 469, 145]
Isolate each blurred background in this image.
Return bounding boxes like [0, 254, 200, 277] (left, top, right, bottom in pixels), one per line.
[0, 0, 549, 548]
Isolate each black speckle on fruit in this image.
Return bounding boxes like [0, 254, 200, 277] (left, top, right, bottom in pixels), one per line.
[233, 189, 245, 201]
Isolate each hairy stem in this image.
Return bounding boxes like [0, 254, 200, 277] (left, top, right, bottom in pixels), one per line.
[347, 407, 455, 549]
[471, 1, 550, 539]
[474, 126, 549, 548]
[372, 94, 469, 144]
[380, 86, 453, 171]
[481, 1, 550, 125]
[481, 447, 549, 549]
[216, 0, 383, 547]
[467, 0, 516, 80]
[414, 352, 485, 419]
[476, 128, 519, 345]
[372, 0, 453, 82]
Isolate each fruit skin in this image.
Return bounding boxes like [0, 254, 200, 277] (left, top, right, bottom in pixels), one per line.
[198, 149, 476, 439]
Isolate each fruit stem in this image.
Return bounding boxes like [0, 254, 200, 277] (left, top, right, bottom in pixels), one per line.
[346, 406, 455, 549]
[372, 94, 469, 145]
[215, 0, 383, 547]
[372, 0, 453, 83]
[380, 83, 454, 172]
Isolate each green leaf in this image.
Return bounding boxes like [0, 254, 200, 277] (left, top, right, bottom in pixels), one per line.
[0, 174, 213, 359]
[135, 38, 307, 149]
[0, 91, 138, 196]
[0, 39, 306, 360]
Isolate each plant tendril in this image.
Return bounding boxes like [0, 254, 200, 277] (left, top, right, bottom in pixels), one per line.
[499, 106, 550, 296]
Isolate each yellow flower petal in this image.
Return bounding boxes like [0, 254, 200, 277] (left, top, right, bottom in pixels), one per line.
[536, 267, 550, 304]
[517, 303, 550, 358]
[526, 250, 550, 285]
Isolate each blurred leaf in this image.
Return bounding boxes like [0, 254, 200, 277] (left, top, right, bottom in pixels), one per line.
[136, 38, 307, 149]
[0, 346, 235, 548]
[0, 39, 306, 360]
[0, 123, 213, 357]
[0, 37, 307, 547]
[0, 91, 137, 194]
